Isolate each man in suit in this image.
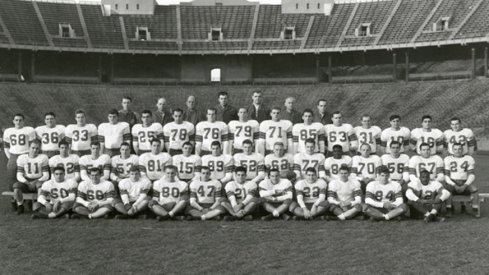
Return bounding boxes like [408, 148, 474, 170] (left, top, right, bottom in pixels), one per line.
[247, 90, 269, 123]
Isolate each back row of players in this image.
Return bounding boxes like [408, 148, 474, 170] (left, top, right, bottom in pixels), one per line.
[3, 102, 478, 220]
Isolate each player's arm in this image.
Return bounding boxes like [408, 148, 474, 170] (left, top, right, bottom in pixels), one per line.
[443, 159, 457, 186]
[37, 184, 50, 206]
[327, 184, 340, 205]
[408, 158, 418, 183]
[226, 190, 238, 208]
[435, 159, 445, 183]
[393, 188, 403, 207]
[318, 129, 326, 154]
[109, 161, 119, 182]
[295, 185, 307, 209]
[16, 161, 27, 183]
[364, 184, 384, 208]
[257, 125, 266, 155]
[348, 131, 358, 152]
[189, 185, 203, 210]
[409, 135, 417, 152]
[292, 128, 299, 154]
[251, 161, 266, 184]
[195, 127, 203, 156]
[286, 130, 294, 155]
[352, 184, 362, 206]
[405, 187, 420, 202]
[97, 184, 116, 206]
[434, 186, 450, 203]
[220, 159, 234, 184]
[242, 186, 257, 205]
[134, 185, 150, 206]
[98, 126, 106, 154]
[132, 130, 139, 154]
[102, 161, 111, 181]
[3, 137, 10, 158]
[275, 184, 293, 201]
[253, 127, 260, 153]
[75, 186, 90, 207]
[39, 161, 50, 182]
[379, 131, 388, 154]
[293, 156, 301, 179]
[221, 127, 230, 155]
[467, 132, 476, 155]
[350, 158, 362, 181]
[210, 184, 222, 209]
[314, 185, 327, 206]
[464, 158, 476, 186]
[122, 125, 131, 144]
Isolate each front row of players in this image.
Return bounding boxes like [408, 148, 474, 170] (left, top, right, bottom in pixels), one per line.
[32, 162, 455, 223]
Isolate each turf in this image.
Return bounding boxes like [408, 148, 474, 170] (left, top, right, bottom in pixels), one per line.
[1, 155, 489, 274]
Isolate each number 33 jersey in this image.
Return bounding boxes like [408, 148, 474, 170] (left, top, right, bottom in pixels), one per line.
[65, 124, 98, 151]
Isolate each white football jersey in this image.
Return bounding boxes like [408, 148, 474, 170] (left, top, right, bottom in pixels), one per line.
[292, 123, 325, 153]
[35, 125, 66, 152]
[118, 177, 151, 202]
[408, 155, 444, 180]
[49, 154, 80, 180]
[444, 155, 475, 181]
[139, 152, 172, 181]
[233, 153, 265, 180]
[195, 121, 228, 152]
[365, 180, 402, 204]
[293, 152, 325, 177]
[380, 154, 409, 182]
[225, 180, 258, 203]
[98, 122, 130, 149]
[380, 127, 410, 153]
[258, 178, 293, 198]
[132, 123, 163, 152]
[444, 129, 475, 155]
[79, 154, 111, 172]
[65, 124, 98, 151]
[351, 155, 382, 180]
[189, 179, 222, 204]
[111, 154, 139, 179]
[152, 179, 189, 204]
[77, 180, 115, 203]
[324, 123, 356, 152]
[173, 154, 202, 180]
[259, 120, 293, 151]
[264, 153, 294, 173]
[163, 121, 195, 150]
[407, 180, 444, 200]
[228, 120, 260, 150]
[201, 154, 234, 180]
[324, 156, 352, 180]
[39, 179, 78, 202]
[3, 127, 36, 154]
[17, 154, 49, 179]
[410, 128, 444, 155]
[328, 178, 361, 203]
[295, 179, 327, 204]
[354, 126, 381, 153]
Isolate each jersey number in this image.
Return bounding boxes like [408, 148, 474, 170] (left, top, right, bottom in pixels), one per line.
[235, 126, 252, 137]
[329, 131, 347, 143]
[171, 129, 187, 141]
[10, 134, 26, 146]
[161, 187, 180, 198]
[204, 128, 220, 139]
[197, 185, 215, 198]
[41, 132, 59, 144]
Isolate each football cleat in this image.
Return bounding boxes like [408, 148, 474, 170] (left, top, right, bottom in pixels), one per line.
[281, 213, 291, 221]
[473, 208, 480, 218]
[242, 215, 253, 221]
[261, 214, 273, 221]
[16, 205, 24, 215]
[223, 216, 236, 221]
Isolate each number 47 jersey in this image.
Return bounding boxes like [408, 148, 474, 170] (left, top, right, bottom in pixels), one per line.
[189, 179, 222, 204]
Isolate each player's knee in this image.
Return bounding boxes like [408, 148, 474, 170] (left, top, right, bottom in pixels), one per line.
[398, 203, 408, 212]
[12, 182, 23, 189]
[289, 201, 298, 212]
[362, 204, 370, 213]
[353, 204, 362, 211]
[283, 199, 292, 206]
[468, 185, 478, 193]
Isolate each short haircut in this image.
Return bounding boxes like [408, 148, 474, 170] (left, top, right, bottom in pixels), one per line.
[305, 138, 316, 145]
[339, 164, 350, 172]
[361, 114, 370, 120]
[108, 109, 119, 116]
[182, 141, 193, 148]
[419, 142, 430, 150]
[150, 138, 161, 145]
[332, 144, 343, 151]
[90, 141, 100, 147]
[317, 99, 326, 105]
[141, 110, 152, 116]
[52, 166, 65, 174]
[58, 140, 69, 147]
[419, 169, 430, 176]
[242, 139, 253, 146]
[452, 142, 463, 148]
[218, 91, 228, 97]
[274, 142, 284, 147]
[378, 165, 390, 175]
[207, 108, 217, 113]
[332, 111, 341, 116]
[165, 165, 178, 171]
[30, 140, 41, 146]
[122, 96, 132, 101]
[268, 168, 280, 176]
[389, 115, 400, 121]
[359, 142, 371, 150]
[13, 113, 25, 119]
[89, 167, 101, 174]
[173, 108, 183, 115]
[211, 141, 221, 148]
[451, 117, 461, 123]
[200, 166, 210, 172]
[75, 109, 85, 115]
[271, 107, 281, 112]
[129, 166, 140, 173]
[302, 108, 314, 116]
[44, 112, 56, 118]
[235, 166, 247, 174]
[389, 141, 401, 148]
[120, 142, 130, 148]
[305, 167, 317, 174]
[253, 90, 262, 95]
[421, 115, 432, 121]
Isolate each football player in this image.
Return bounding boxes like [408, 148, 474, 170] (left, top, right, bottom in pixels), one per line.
[195, 108, 229, 156]
[65, 109, 98, 156]
[201, 141, 234, 185]
[354, 115, 381, 155]
[12, 140, 50, 214]
[35, 112, 65, 158]
[264, 142, 294, 175]
[187, 166, 225, 220]
[110, 142, 139, 186]
[172, 142, 202, 182]
[139, 138, 172, 182]
[228, 107, 260, 154]
[293, 138, 325, 180]
[290, 168, 329, 220]
[408, 142, 444, 184]
[221, 166, 260, 220]
[444, 117, 475, 156]
[32, 167, 77, 219]
[380, 141, 409, 191]
[149, 165, 189, 220]
[72, 167, 116, 219]
[324, 111, 357, 155]
[351, 143, 382, 193]
[258, 107, 293, 155]
[259, 168, 293, 220]
[98, 109, 131, 157]
[327, 165, 362, 220]
[444, 143, 479, 217]
[410, 115, 444, 155]
[79, 142, 111, 182]
[363, 166, 408, 221]
[323, 144, 352, 182]
[380, 115, 410, 154]
[113, 166, 151, 219]
[233, 139, 265, 184]
[406, 169, 450, 222]
[292, 109, 325, 154]
[163, 108, 195, 156]
[132, 110, 164, 155]
[49, 140, 80, 182]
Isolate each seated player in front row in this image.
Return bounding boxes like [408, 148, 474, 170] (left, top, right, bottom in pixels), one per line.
[363, 166, 408, 221]
[112, 166, 151, 219]
[32, 167, 78, 219]
[149, 165, 189, 221]
[327, 165, 362, 220]
[406, 170, 450, 223]
[72, 167, 116, 219]
[290, 168, 329, 220]
[221, 166, 260, 221]
[259, 168, 293, 221]
[187, 166, 225, 220]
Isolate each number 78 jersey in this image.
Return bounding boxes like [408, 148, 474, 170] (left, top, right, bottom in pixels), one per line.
[163, 121, 195, 151]
[324, 123, 356, 153]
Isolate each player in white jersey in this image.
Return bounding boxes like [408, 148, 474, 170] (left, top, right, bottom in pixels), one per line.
[259, 169, 293, 220]
[72, 168, 116, 219]
[35, 112, 66, 158]
[327, 165, 362, 220]
[293, 138, 325, 180]
[264, 142, 294, 175]
[110, 142, 139, 186]
[132, 110, 164, 155]
[380, 141, 409, 190]
[139, 138, 172, 182]
[195, 108, 229, 156]
[363, 166, 408, 221]
[49, 140, 80, 182]
[187, 166, 225, 220]
[112, 166, 151, 219]
[324, 111, 358, 154]
[444, 143, 479, 217]
[228, 107, 260, 154]
[233, 139, 265, 184]
[292, 109, 325, 154]
[65, 109, 98, 156]
[149, 165, 189, 220]
[444, 117, 475, 156]
[406, 170, 450, 222]
[32, 167, 77, 219]
[79, 142, 111, 182]
[323, 145, 352, 182]
[380, 115, 410, 154]
[3, 113, 36, 188]
[98, 109, 131, 157]
[290, 168, 329, 220]
[163, 108, 195, 156]
[354, 115, 381, 154]
[408, 143, 444, 184]
[173, 142, 202, 182]
[201, 141, 234, 184]
[410, 115, 444, 155]
[258, 107, 293, 155]
[221, 166, 260, 220]
[12, 140, 50, 214]
[351, 143, 382, 193]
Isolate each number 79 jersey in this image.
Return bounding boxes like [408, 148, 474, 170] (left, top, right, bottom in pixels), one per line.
[324, 123, 356, 153]
[195, 121, 229, 152]
[189, 179, 222, 204]
[65, 124, 98, 151]
[228, 120, 259, 151]
[294, 179, 327, 203]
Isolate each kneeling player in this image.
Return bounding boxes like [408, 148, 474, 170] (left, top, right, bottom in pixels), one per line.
[259, 168, 293, 220]
[149, 165, 189, 221]
[32, 167, 78, 219]
[406, 170, 450, 223]
[363, 166, 408, 221]
[222, 166, 260, 220]
[327, 165, 362, 220]
[187, 166, 225, 220]
[290, 168, 328, 220]
[72, 168, 116, 219]
[113, 166, 151, 219]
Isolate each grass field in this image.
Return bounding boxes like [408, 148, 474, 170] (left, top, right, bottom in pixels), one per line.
[2, 155, 489, 274]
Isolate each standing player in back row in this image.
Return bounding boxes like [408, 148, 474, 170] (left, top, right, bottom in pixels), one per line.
[292, 109, 325, 155]
[195, 108, 229, 156]
[132, 110, 164, 155]
[410, 115, 444, 155]
[98, 109, 131, 157]
[258, 107, 293, 155]
[324, 111, 357, 155]
[65, 109, 98, 156]
[163, 108, 195, 156]
[380, 115, 410, 154]
[35, 112, 65, 158]
[354, 115, 381, 155]
[228, 108, 259, 154]
[444, 117, 475, 156]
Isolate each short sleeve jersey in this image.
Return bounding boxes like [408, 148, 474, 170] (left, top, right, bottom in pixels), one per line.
[163, 121, 195, 150]
[138, 152, 172, 181]
[259, 120, 293, 151]
[195, 121, 229, 152]
[324, 123, 356, 152]
[35, 125, 66, 151]
[152, 179, 189, 204]
[3, 127, 36, 154]
[292, 123, 325, 153]
[228, 120, 260, 150]
[380, 127, 410, 153]
[65, 124, 98, 151]
[131, 123, 164, 151]
[49, 154, 80, 180]
[225, 180, 258, 203]
[295, 179, 327, 203]
[118, 177, 152, 202]
[17, 154, 49, 179]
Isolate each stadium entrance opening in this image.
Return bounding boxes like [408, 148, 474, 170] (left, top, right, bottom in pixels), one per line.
[211, 68, 221, 82]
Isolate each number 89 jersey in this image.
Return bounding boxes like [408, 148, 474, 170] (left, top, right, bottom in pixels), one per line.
[201, 154, 234, 181]
[324, 123, 356, 153]
[294, 179, 327, 203]
[152, 179, 188, 204]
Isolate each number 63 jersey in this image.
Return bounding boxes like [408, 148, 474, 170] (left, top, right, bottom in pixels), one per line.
[324, 123, 356, 153]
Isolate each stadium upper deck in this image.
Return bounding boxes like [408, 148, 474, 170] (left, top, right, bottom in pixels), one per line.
[0, 0, 488, 54]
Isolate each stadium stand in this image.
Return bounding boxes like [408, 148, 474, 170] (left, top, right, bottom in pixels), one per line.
[80, 4, 124, 49]
[255, 5, 311, 39]
[454, 0, 489, 39]
[123, 6, 178, 40]
[182, 41, 249, 51]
